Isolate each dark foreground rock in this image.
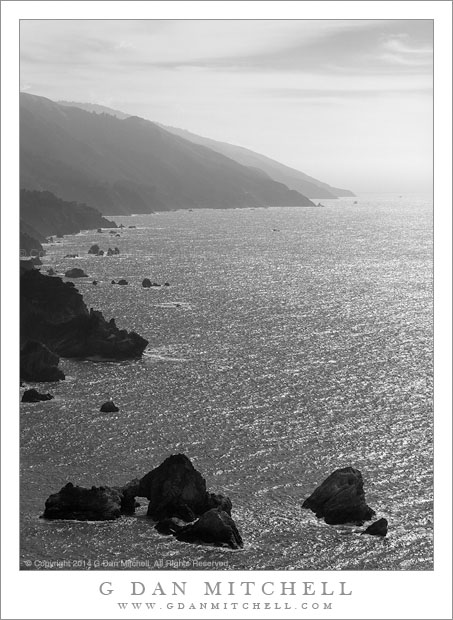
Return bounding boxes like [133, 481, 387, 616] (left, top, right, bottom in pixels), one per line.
[22, 388, 54, 403]
[302, 467, 375, 525]
[21, 268, 148, 360]
[135, 454, 232, 523]
[43, 483, 122, 520]
[117, 279, 128, 285]
[176, 509, 243, 549]
[88, 244, 100, 254]
[41, 454, 240, 546]
[142, 278, 152, 288]
[100, 400, 119, 413]
[20, 340, 65, 382]
[155, 517, 187, 536]
[65, 267, 88, 278]
[362, 518, 388, 537]
[139, 454, 210, 521]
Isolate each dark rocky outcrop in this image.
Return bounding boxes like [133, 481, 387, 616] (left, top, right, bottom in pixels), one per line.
[362, 518, 388, 537]
[206, 492, 232, 515]
[302, 467, 375, 525]
[176, 509, 243, 549]
[117, 279, 128, 285]
[142, 279, 162, 288]
[100, 401, 119, 413]
[65, 267, 88, 278]
[41, 454, 241, 547]
[47, 268, 56, 276]
[155, 517, 187, 536]
[116, 479, 141, 515]
[20, 259, 36, 272]
[97, 250, 104, 256]
[43, 483, 123, 521]
[20, 340, 65, 382]
[97, 228, 103, 233]
[21, 267, 148, 360]
[64, 254, 78, 258]
[22, 388, 54, 403]
[138, 454, 209, 521]
[134, 454, 232, 523]
[88, 244, 100, 254]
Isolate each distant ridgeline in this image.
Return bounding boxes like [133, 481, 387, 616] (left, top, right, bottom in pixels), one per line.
[57, 99, 355, 200]
[20, 93, 356, 216]
[20, 189, 116, 258]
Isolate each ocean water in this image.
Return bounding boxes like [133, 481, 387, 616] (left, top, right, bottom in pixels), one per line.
[20, 194, 433, 571]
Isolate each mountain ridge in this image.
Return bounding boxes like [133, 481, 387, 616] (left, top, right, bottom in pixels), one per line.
[58, 99, 354, 199]
[21, 93, 315, 214]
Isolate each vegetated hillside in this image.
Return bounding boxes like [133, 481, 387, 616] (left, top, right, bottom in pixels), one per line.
[160, 125, 355, 199]
[56, 100, 354, 199]
[20, 189, 116, 242]
[20, 93, 314, 214]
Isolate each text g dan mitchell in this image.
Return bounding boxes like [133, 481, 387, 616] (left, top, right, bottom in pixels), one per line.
[99, 580, 351, 610]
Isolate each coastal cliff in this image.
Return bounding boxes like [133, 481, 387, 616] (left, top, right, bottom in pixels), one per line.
[20, 266, 148, 361]
[20, 190, 117, 254]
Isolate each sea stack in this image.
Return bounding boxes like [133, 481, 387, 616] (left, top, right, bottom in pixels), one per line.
[302, 467, 375, 525]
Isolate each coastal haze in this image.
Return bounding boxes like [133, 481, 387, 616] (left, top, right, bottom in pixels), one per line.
[20, 19, 433, 194]
[19, 19, 433, 571]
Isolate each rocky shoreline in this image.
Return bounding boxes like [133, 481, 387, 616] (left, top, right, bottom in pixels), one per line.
[20, 263, 148, 381]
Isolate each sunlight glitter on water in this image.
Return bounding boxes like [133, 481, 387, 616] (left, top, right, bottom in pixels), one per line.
[21, 195, 433, 570]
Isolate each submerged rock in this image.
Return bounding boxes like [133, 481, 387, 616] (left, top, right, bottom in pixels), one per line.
[43, 483, 122, 521]
[362, 518, 388, 537]
[20, 340, 65, 382]
[176, 509, 243, 549]
[65, 267, 88, 278]
[302, 467, 375, 525]
[22, 388, 54, 403]
[100, 400, 119, 413]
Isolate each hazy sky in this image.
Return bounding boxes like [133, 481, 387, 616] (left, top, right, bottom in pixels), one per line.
[20, 19, 433, 193]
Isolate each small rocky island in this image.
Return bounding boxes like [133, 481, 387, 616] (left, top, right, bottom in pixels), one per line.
[20, 264, 148, 381]
[43, 454, 243, 550]
[302, 466, 375, 525]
